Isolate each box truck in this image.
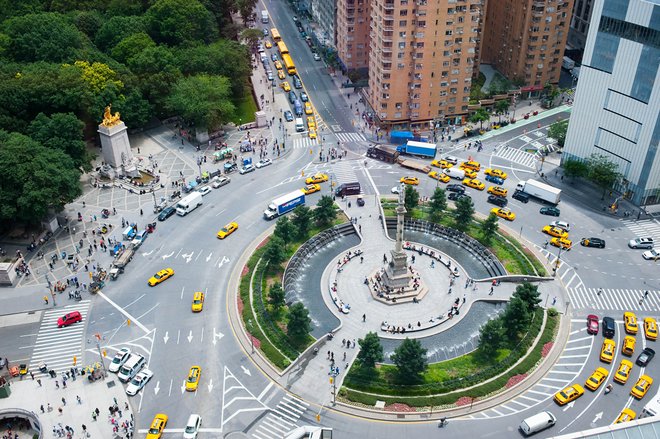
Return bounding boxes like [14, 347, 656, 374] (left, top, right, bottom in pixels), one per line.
[264, 190, 305, 220]
[335, 182, 361, 197]
[366, 145, 399, 163]
[396, 140, 437, 158]
[516, 180, 561, 204]
[176, 192, 203, 216]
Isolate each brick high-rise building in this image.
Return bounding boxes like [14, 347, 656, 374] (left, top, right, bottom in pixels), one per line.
[367, 0, 485, 129]
[336, 0, 372, 71]
[481, 0, 574, 91]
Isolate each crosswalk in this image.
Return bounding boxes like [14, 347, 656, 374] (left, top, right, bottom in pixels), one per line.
[330, 160, 360, 187]
[622, 218, 660, 242]
[336, 132, 366, 143]
[291, 137, 319, 149]
[29, 301, 91, 376]
[568, 287, 659, 312]
[252, 394, 309, 439]
[493, 146, 537, 168]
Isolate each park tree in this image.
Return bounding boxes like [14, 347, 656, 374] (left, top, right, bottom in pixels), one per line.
[145, 0, 218, 47]
[453, 196, 475, 232]
[477, 318, 503, 360]
[469, 108, 490, 130]
[236, 0, 258, 24]
[240, 28, 263, 52]
[166, 74, 235, 129]
[113, 89, 153, 129]
[60, 61, 124, 119]
[586, 153, 621, 198]
[268, 282, 286, 309]
[548, 120, 569, 147]
[494, 99, 510, 123]
[106, 0, 147, 17]
[481, 213, 499, 245]
[357, 332, 384, 368]
[291, 205, 313, 240]
[429, 187, 447, 221]
[391, 338, 428, 383]
[314, 196, 337, 227]
[287, 302, 311, 340]
[94, 16, 146, 52]
[129, 45, 182, 107]
[511, 283, 542, 314]
[503, 296, 530, 343]
[111, 32, 156, 64]
[4, 13, 83, 62]
[562, 159, 589, 179]
[404, 185, 419, 212]
[263, 236, 286, 266]
[28, 113, 87, 169]
[274, 216, 295, 247]
[74, 11, 104, 39]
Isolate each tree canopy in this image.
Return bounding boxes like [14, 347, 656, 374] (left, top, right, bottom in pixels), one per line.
[287, 302, 311, 340]
[357, 332, 383, 368]
[391, 338, 428, 383]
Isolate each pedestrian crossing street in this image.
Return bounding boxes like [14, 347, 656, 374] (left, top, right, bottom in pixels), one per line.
[568, 288, 659, 312]
[251, 394, 310, 439]
[493, 146, 537, 169]
[29, 301, 91, 376]
[622, 218, 660, 242]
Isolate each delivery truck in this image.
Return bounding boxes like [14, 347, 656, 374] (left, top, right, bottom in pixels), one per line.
[516, 180, 561, 204]
[264, 190, 305, 220]
[366, 145, 399, 163]
[396, 140, 437, 158]
[176, 192, 203, 216]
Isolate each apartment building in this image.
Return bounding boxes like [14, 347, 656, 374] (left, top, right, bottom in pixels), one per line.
[310, 0, 337, 46]
[367, 0, 485, 129]
[563, 0, 660, 208]
[336, 0, 372, 71]
[481, 0, 574, 91]
[567, 0, 595, 51]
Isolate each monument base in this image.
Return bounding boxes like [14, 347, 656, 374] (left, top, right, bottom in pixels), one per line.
[368, 268, 429, 305]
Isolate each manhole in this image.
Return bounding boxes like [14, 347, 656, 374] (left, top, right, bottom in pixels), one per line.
[106, 380, 116, 388]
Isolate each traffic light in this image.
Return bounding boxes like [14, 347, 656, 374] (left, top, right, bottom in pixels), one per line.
[102, 350, 107, 357]
[73, 356, 77, 365]
[329, 377, 334, 384]
[127, 319, 131, 326]
[316, 414, 321, 422]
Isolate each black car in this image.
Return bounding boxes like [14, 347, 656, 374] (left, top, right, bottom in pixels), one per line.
[580, 237, 606, 248]
[636, 347, 656, 367]
[448, 192, 470, 201]
[602, 316, 616, 339]
[446, 184, 465, 193]
[284, 110, 294, 122]
[158, 206, 176, 221]
[540, 206, 560, 216]
[357, 196, 365, 206]
[487, 195, 508, 207]
[512, 190, 530, 203]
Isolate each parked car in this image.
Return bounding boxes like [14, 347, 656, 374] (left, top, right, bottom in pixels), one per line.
[446, 184, 465, 193]
[256, 159, 272, 169]
[284, 111, 294, 122]
[629, 237, 654, 249]
[485, 174, 504, 185]
[197, 187, 211, 196]
[211, 176, 230, 188]
[636, 347, 656, 366]
[239, 164, 255, 174]
[448, 192, 471, 201]
[512, 190, 530, 203]
[586, 315, 599, 335]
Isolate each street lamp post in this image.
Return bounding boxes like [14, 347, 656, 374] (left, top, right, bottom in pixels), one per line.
[94, 333, 108, 378]
[552, 245, 564, 277]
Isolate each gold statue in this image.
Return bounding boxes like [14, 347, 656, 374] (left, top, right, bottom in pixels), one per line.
[102, 105, 122, 127]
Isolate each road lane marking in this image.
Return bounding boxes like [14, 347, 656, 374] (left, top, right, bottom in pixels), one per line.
[257, 382, 274, 401]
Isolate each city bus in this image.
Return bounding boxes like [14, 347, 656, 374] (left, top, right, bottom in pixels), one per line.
[277, 41, 289, 55]
[271, 28, 281, 42]
[282, 53, 296, 75]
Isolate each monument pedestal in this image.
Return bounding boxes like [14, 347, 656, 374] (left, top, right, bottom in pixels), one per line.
[382, 250, 411, 289]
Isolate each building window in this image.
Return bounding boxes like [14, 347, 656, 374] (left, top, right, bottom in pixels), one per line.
[399, 42, 406, 49]
[591, 31, 619, 73]
[399, 20, 407, 26]
[631, 46, 658, 103]
[400, 9, 408, 16]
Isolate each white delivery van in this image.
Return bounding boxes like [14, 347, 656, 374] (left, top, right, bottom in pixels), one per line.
[176, 192, 203, 216]
[117, 353, 146, 383]
[295, 118, 305, 132]
[519, 411, 556, 436]
[444, 167, 466, 180]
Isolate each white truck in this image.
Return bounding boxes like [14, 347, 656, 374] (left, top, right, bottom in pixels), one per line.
[516, 180, 561, 204]
[562, 56, 575, 70]
[176, 192, 203, 216]
[261, 10, 269, 23]
[444, 167, 466, 180]
[264, 190, 305, 220]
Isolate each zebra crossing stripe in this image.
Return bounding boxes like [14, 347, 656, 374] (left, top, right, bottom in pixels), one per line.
[568, 287, 659, 311]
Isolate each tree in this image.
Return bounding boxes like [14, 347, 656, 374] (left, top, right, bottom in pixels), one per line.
[511, 283, 542, 315]
[287, 302, 311, 340]
[452, 196, 474, 232]
[404, 185, 419, 212]
[94, 15, 147, 52]
[313, 195, 337, 227]
[60, 61, 124, 119]
[4, 13, 83, 62]
[291, 205, 313, 240]
[166, 74, 235, 129]
[111, 32, 156, 64]
[429, 187, 447, 221]
[145, 0, 218, 46]
[357, 332, 384, 368]
[28, 113, 87, 169]
[562, 159, 589, 179]
[391, 338, 427, 383]
[114, 89, 153, 129]
[477, 317, 503, 360]
[503, 296, 530, 343]
[586, 153, 621, 198]
[129, 46, 182, 108]
[236, 0, 258, 24]
[240, 28, 263, 52]
[263, 236, 286, 266]
[268, 282, 286, 309]
[481, 213, 499, 245]
[469, 108, 490, 130]
[494, 99, 510, 123]
[74, 11, 104, 39]
[548, 120, 569, 147]
[274, 216, 295, 247]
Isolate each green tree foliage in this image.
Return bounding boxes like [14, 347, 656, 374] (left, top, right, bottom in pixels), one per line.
[263, 235, 286, 266]
[4, 13, 83, 62]
[287, 302, 311, 340]
[453, 196, 475, 231]
[291, 205, 313, 240]
[313, 195, 337, 227]
[469, 108, 490, 130]
[145, 0, 218, 47]
[429, 187, 447, 221]
[236, 0, 258, 24]
[511, 283, 542, 315]
[481, 213, 499, 245]
[0, 0, 43, 22]
[111, 32, 156, 64]
[113, 89, 153, 129]
[74, 11, 104, 39]
[166, 74, 234, 128]
[27, 113, 87, 169]
[60, 61, 124, 118]
[586, 153, 621, 197]
[477, 318, 503, 360]
[357, 332, 384, 368]
[274, 216, 295, 247]
[404, 185, 419, 212]
[106, 0, 146, 17]
[94, 16, 146, 52]
[562, 158, 589, 179]
[240, 28, 263, 52]
[129, 46, 182, 107]
[503, 296, 530, 343]
[0, 131, 81, 227]
[494, 99, 510, 123]
[391, 338, 428, 383]
[268, 282, 286, 309]
[548, 120, 569, 147]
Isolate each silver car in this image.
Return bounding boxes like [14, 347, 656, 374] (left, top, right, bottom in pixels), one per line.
[629, 237, 654, 249]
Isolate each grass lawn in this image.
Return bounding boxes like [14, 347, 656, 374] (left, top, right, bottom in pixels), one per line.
[230, 92, 258, 125]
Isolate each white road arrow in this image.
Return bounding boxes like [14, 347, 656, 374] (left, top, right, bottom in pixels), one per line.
[187, 330, 193, 343]
[182, 252, 194, 263]
[181, 381, 186, 394]
[592, 412, 603, 423]
[212, 328, 224, 345]
[142, 249, 154, 256]
[154, 381, 160, 395]
[206, 252, 213, 262]
[162, 251, 174, 260]
[241, 365, 251, 376]
[218, 256, 230, 268]
[163, 332, 169, 344]
[207, 379, 214, 392]
[563, 401, 575, 412]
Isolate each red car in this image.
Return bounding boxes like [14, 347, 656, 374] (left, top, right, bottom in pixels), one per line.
[57, 311, 82, 328]
[587, 314, 599, 335]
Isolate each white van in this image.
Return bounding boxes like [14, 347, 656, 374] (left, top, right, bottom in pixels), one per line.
[176, 192, 203, 216]
[519, 411, 556, 436]
[117, 353, 146, 383]
[444, 167, 466, 180]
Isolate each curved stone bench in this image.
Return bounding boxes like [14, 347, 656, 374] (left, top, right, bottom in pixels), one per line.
[380, 300, 466, 334]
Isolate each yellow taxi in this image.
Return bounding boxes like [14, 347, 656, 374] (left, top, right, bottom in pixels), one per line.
[281, 81, 291, 92]
[585, 367, 608, 391]
[459, 160, 481, 171]
[484, 168, 508, 180]
[462, 178, 485, 191]
[305, 102, 313, 115]
[463, 168, 478, 179]
[491, 207, 516, 221]
[217, 221, 238, 239]
[265, 40, 272, 49]
[600, 339, 616, 363]
[542, 225, 569, 238]
[400, 176, 420, 185]
[185, 366, 201, 391]
[306, 173, 328, 184]
[631, 375, 653, 399]
[554, 384, 584, 405]
[550, 237, 572, 250]
[645, 317, 658, 341]
[277, 69, 285, 80]
[614, 408, 636, 424]
[428, 171, 450, 183]
[487, 186, 508, 197]
[148, 268, 174, 286]
[307, 116, 316, 129]
[308, 128, 317, 139]
[302, 184, 321, 195]
[191, 291, 205, 312]
[624, 312, 638, 335]
[431, 159, 453, 169]
[146, 413, 168, 439]
[622, 335, 636, 356]
[274, 60, 283, 70]
[614, 359, 633, 384]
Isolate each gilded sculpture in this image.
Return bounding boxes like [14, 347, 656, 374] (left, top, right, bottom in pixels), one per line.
[101, 105, 122, 127]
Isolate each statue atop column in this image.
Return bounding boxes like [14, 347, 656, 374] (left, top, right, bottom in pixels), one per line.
[382, 183, 412, 288]
[101, 105, 122, 128]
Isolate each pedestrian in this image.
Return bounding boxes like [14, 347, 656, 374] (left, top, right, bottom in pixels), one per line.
[342, 339, 346, 347]
[82, 424, 86, 432]
[40, 404, 44, 413]
[489, 286, 494, 295]
[55, 380, 59, 389]
[352, 339, 356, 348]
[47, 403, 52, 412]
[125, 402, 129, 411]
[343, 352, 347, 361]
[645, 290, 649, 298]
[62, 397, 66, 406]
[95, 408, 100, 416]
[77, 395, 82, 404]
[92, 412, 97, 422]
[30, 371, 34, 380]
[58, 407, 63, 415]
[639, 297, 643, 305]
[412, 255, 416, 264]
[140, 209, 143, 216]
[43, 296, 49, 305]
[597, 288, 603, 296]
[430, 260, 435, 268]
[362, 313, 366, 322]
